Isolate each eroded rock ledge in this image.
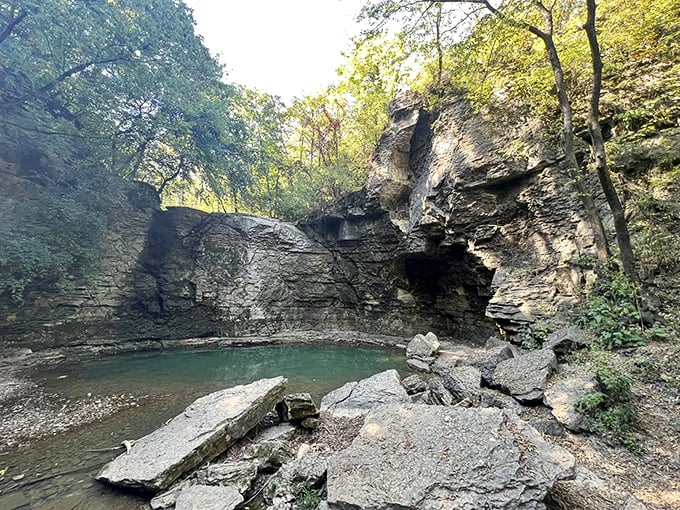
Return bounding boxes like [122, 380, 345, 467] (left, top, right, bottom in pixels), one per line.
[1, 91, 600, 348]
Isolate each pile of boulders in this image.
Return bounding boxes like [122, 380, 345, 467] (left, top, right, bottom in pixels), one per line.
[94, 327, 646, 509]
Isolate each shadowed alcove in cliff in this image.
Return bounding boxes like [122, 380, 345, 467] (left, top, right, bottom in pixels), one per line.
[400, 242, 496, 341]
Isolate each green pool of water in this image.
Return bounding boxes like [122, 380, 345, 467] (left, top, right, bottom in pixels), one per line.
[0, 343, 408, 509]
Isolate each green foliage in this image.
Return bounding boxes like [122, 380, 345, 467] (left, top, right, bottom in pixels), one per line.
[518, 321, 553, 350]
[575, 350, 641, 453]
[625, 172, 680, 279]
[296, 486, 321, 510]
[0, 188, 107, 302]
[0, 0, 250, 205]
[579, 263, 650, 349]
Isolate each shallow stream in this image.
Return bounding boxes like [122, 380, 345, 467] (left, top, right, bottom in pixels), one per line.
[0, 343, 409, 509]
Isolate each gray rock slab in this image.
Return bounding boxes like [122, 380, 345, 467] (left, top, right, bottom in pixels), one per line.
[150, 480, 191, 510]
[276, 393, 319, 422]
[193, 459, 258, 494]
[174, 485, 243, 510]
[544, 368, 597, 431]
[97, 376, 287, 491]
[549, 466, 648, 510]
[494, 349, 557, 403]
[263, 451, 331, 508]
[406, 332, 440, 359]
[327, 404, 575, 510]
[544, 326, 590, 354]
[425, 378, 454, 406]
[442, 365, 481, 402]
[401, 374, 427, 395]
[473, 344, 516, 384]
[320, 369, 409, 418]
[406, 357, 432, 372]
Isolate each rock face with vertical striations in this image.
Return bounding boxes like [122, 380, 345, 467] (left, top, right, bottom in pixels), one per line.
[96, 376, 287, 491]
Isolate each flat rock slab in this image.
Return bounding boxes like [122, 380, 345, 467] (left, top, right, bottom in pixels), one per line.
[544, 368, 597, 431]
[320, 369, 409, 418]
[327, 404, 575, 510]
[494, 349, 557, 403]
[175, 485, 243, 510]
[97, 376, 287, 491]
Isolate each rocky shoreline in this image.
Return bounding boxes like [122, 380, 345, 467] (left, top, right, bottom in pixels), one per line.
[0, 331, 408, 454]
[2, 331, 677, 509]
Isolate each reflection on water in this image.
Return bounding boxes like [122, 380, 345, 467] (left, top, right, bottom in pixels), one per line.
[0, 344, 408, 509]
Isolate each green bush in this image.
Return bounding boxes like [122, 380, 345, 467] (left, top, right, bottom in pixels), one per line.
[0, 189, 107, 302]
[579, 263, 648, 349]
[576, 352, 641, 453]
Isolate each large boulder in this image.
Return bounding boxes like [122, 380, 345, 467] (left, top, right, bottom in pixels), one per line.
[493, 349, 557, 403]
[327, 404, 575, 509]
[443, 365, 482, 402]
[544, 369, 597, 431]
[320, 370, 409, 418]
[97, 376, 287, 491]
[407, 332, 440, 359]
[543, 326, 590, 355]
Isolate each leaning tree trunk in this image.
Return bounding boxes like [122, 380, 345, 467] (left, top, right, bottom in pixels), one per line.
[584, 0, 638, 281]
[436, 0, 612, 260]
[530, 22, 610, 262]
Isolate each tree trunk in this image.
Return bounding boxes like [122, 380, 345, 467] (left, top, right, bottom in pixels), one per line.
[530, 19, 610, 261]
[434, 0, 611, 260]
[584, 0, 638, 281]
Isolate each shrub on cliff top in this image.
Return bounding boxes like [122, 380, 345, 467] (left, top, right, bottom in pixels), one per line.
[0, 188, 106, 302]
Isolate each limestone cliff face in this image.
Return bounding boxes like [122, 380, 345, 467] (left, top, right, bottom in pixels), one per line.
[0, 93, 597, 348]
[359, 92, 599, 333]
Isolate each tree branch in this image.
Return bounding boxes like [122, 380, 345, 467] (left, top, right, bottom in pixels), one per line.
[0, 8, 27, 45]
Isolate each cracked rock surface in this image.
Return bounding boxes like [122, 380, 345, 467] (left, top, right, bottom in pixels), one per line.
[326, 403, 575, 510]
[96, 376, 287, 491]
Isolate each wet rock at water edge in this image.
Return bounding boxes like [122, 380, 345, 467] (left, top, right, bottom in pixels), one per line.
[96, 376, 287, 491]
[326, 404, 575, 509]
[320, 369, 409, 418]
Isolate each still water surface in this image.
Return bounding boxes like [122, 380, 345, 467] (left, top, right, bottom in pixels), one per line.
[0, 344, 408, 509]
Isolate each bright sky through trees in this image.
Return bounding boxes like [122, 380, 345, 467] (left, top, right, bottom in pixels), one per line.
[184, 0, 366, 102]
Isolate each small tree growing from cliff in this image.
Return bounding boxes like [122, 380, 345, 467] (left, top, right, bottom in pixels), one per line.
[364, 0, 638, 281]
[435, 0, 637, 280]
